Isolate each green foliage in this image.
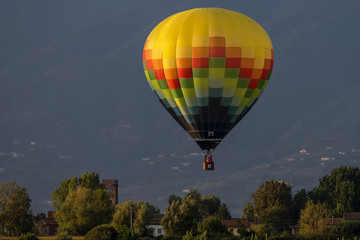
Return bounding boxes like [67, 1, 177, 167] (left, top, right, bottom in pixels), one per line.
[298, 200, 328, 236]
[331, 220, 360, 238]
[168, 194, 182, 205]
[84, 224, 118, 240]
[201, 195, 221, 216]
[241, 203, 255, 222]
[236, 221, 255, 238]
[0, 181, 34, 237]
[162, 190, 202, 238]
[292, 189, 308, 220]
[258, 206, 290, 232]
[251, 180, 293, 215]
[112, 200, 159, 238]
[54, 231, 73, 240]
[251, 224, 277, 239]
[215, 203, 231, 220]
[309, 166, 360, 217]
[16, 233, 39, 240]
[250, 180, 292, 233]
[197, 216, 227, 239]
[111, 224, 134, 240]
[182, 230, 207, 240]
[163, 190, 232, 239]
[52, 172, 102, 211]
[56, 187, 114, 235]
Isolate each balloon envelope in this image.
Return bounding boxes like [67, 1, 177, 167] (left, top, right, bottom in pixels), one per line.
[143, 8, 274, 151]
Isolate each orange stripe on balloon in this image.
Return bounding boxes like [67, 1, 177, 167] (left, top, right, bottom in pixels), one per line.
[192, 47, 209, 58]
[177, 58, 192, 68]
[164, 69, 178, 79]
[152, 59, 163, 70]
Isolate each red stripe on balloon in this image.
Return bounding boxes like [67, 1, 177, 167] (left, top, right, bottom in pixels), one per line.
[261, 69, 269, 79]
[146, 60, 153, 70]
[239, 68, 253, 78]
[248, 79, 259, 89]
[167, 78, 181, 89]
[192, 58, 209, 68]
[154, 69, 165, 80]
[177, 68, 193, 78]
[226, 58, 241, 68]
[210, 47, 225, 57]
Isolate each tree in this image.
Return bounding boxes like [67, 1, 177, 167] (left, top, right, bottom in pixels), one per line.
[241, 203, 255, 222]
[112, 201, 159, 238]
[0, 181, 34, 236]
[292, 189, 308, 220]
[249, 180, 293, 235]
[298, 200, 328, 236]
[251, 180, 293, 214]
[112, 225, 134, 240]
[215, 203, 231, 220]
[162, 190, 202, 238]
[257, 205, 290, 232]
[161, 198, 182, 237]
[56, 187, 114, 235]
[309, 166, 360, 217]
[52, 172, 102, 211]
[84, 224, 118, 240]
[197, 216, 227, 239]
[332, 220, 360, 238]
[200, 195, 221, 216]
[168, 194, 182, 205]
[182, 230, 207, 240]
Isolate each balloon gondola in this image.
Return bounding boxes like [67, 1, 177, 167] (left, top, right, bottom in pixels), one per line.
[142, 8, 274, 170]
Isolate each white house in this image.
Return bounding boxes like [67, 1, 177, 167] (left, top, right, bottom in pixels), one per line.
[146, 214, 164, 237]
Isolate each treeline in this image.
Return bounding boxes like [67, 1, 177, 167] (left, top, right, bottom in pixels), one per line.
[241, 166, 360, 239]
[1, 166, 360, 240]
[51, 172, 233, 239]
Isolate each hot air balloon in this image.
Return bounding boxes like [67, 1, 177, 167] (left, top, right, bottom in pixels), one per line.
[142, 8, 274, 170]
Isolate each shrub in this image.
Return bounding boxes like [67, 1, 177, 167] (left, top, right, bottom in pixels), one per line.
[112, 224, 134, 240]
[332, 220, 360, 238]
[182, 231, 207, 240]
[251, 224, 277, 239]
[84, 224, 118, 240]
[55, 231, 73, 240]
[17, 233, 39, 240]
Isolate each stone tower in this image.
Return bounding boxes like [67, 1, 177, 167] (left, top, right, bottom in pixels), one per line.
[102, 179, 118, 206]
